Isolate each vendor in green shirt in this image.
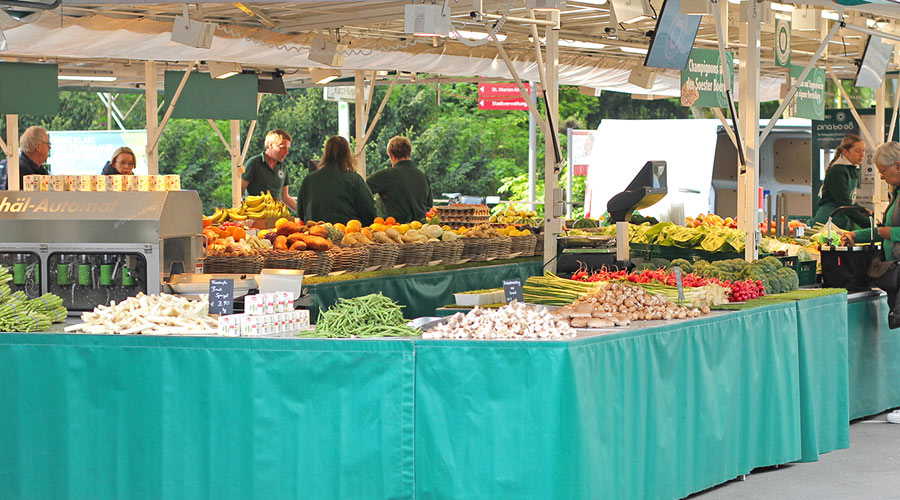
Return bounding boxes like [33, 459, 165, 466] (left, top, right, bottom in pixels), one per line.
[366, 136, 433, 223]
[812, 134, 870, 230]
[297, 135, 377, 225]
[240, 129, 298, 211]
[842, 142, 900, 338]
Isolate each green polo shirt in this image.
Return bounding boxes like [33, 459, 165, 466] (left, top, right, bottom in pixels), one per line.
[297, 162, 377, 225]
[366, 159, 433, 223]
[242, 152, 290, 201]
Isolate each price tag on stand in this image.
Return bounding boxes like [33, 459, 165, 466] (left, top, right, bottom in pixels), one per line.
[502, 279, 524, 304]
[673, 267, 685, 307]
[208, 278, 234, 315]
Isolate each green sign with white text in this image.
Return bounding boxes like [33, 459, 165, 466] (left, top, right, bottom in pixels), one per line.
[680, 49, 734, 109]
[790, 65, 825, 121]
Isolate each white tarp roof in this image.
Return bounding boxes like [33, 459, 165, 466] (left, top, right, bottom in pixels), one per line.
[0, 10, 787, 99]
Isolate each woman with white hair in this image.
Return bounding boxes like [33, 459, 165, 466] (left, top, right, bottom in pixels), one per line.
[842, 141, 900, 423]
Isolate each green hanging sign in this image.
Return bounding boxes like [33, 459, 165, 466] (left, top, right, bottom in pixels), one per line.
[0, 62, 59, 116]
[680, 48, 734, 109]
[775, 18, 791, 68]
[790, 65, 825, 121]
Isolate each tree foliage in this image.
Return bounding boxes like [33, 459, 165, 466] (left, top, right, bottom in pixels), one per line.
[2, 83, 694, 215]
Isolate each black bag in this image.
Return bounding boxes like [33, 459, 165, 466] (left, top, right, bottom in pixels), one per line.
[820, 205, 878, 292]
[820, 245, 879, 291]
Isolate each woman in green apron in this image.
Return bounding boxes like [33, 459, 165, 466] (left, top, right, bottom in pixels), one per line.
[812, 134, 870, 230]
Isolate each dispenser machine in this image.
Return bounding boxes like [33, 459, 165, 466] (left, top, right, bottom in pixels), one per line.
[0, 191, 203, 312]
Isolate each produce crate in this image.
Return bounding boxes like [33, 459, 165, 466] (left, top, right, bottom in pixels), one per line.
[629, 243, 745, 262]
[796, 260, 817, 286]
[436, 204, 490, 227]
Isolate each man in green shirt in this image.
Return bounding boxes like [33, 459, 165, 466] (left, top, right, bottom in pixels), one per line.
[366, 136, 433, 223]
[241, 129, 297, 211]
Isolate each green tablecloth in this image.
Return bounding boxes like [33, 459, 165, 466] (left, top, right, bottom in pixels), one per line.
[414, 304, 802, 500]
[847, 292, 900, 419]
[0, 335, 415, 500]
[306, 260, 543, 320]
[794, 293, 850, 461]
[0, 293, 862, 500]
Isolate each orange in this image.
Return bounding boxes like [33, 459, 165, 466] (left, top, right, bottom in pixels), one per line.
[334, 223, 346, 232]
[371, 223, 386, 232]
[202, 217, 212, 228]
[346, 220, 362, 233]
[231, 227, 246, 241]
[385, 216, 396, 225]
[374, 216, 385, 225]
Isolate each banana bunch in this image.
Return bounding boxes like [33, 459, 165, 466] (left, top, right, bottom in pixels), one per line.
[244, 191, 291, 220]
[206, 192, 291, 224]
[208, 207, 231, 224]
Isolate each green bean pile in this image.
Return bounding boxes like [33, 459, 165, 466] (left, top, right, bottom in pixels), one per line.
[310, 293, 420, 338]
[0, 267, 10, 300]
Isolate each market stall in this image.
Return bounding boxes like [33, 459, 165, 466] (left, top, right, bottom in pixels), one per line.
[0, 292, 858, 500]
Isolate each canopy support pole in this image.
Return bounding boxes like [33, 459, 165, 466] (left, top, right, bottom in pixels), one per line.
[354, 70, 367, 177]
[230, 120, 241, 208]
[875, 80, 888, 211]
[759, 20, 839, 145]
[737, 2, 761, 261]
[712, 108, 739, 150]
[542, 10, 560, 271]
[239, 94, 261, 168]
[150, 61, 198, 155]
[353, 72, 400, 169]
[828, 70, 877, 151]
[145, 61, 159, 174]
[6, 116, 18, 190]
[889, 76, 900, 144]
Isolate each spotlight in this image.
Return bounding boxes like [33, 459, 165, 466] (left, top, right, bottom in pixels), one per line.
[526, 0, 566, 10]
[404, 2, 451, 37]
[308, 37, 345, 67]
[171, 5, 216, 49]
[310, 67, 342, 85]
[610, 0, 653, 24]
[208, 61, 241, 79]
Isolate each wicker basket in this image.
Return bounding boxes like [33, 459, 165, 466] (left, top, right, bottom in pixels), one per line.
[431, 240, 465, 264]
[397, 242, 434, 267]
[260, 249, 304, 270]
[365, 243, 401, 270]
[299, 250, 333, 276]
[486, 236, 512, 260]
[462, 237, 490, 262]
[509, 234, 537, 257]
[203, 254, 264, 274]
[534, 233, 545, 256]
[327, 246, 369, 273]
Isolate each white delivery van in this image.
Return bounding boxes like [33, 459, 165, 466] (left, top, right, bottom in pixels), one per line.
[583, 118, 812, 221]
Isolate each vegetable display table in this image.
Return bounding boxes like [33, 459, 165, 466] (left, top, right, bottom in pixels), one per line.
[305, 258, 542, 320]
[0, 293, 864, 500]
[847, 290, 900, 419]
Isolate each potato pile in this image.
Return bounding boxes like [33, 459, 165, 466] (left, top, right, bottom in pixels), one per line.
[554, 282, 710, 328]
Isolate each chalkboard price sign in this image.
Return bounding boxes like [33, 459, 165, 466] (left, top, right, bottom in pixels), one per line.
[208, 278, 235, 315]
[503, 279, 524, 304]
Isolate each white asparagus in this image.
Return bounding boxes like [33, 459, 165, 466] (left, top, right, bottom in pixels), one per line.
[66, 293, 219, 336]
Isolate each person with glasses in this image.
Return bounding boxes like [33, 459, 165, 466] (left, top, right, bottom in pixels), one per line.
[0, 125, 51, 190]
[101, 147, 137, 175]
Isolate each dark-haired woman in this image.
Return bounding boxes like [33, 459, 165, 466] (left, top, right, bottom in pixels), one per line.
[812, 134, 870, 229]
[297, 135, 377, 225]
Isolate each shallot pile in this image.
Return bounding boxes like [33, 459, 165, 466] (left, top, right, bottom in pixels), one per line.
[553, 282, 710, 328]
[422, 301, 575, 340]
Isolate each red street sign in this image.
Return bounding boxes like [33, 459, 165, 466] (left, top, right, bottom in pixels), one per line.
[478, 82, 530, 111]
